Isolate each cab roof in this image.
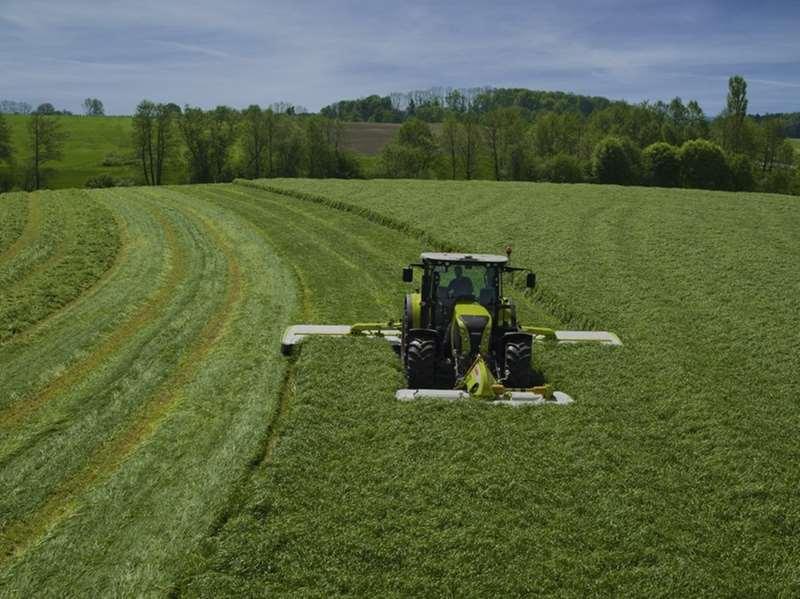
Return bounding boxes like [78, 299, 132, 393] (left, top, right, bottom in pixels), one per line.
[421, 252, 508, 264]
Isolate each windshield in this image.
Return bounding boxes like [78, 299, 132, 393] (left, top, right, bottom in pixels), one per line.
[431, 262, 500, 305]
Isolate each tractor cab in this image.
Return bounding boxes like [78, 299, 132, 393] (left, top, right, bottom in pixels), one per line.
[401, 252, 537, 389]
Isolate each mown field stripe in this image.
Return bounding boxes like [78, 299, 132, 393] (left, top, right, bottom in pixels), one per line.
[211, 186, 394, 311]
[0, 206, 243, 567]
[0, 194, 40, 267]
[0, 207, 181, 429]
[0, 203, 130, 349]
[169, 188, 312, 569]
[235, 179, 567, 329]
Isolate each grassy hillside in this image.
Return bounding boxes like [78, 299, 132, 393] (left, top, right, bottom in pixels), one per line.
[0, 115, 396, 190]
[1, 115, 138, 189]
[1, 180, 799, 596]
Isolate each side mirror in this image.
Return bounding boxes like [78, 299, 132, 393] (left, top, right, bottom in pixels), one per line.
[402, 267, 413, 283]
[526, 272, 536, 289]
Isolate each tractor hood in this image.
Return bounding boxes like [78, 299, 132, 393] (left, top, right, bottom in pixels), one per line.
[451, 301, 492, 359]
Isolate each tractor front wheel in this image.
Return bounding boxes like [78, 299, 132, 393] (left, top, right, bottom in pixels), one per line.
[504, 338, 533, 388]
[406, 336, 436, 388]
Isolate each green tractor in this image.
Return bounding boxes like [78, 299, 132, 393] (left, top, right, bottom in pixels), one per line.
[281, 250, 621, 406]
[400, 252, 539, 396]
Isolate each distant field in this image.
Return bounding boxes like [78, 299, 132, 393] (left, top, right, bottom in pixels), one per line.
[341, 121, 401, 154]
[0, 115, 397, 190]
[2, 179, 799, 596]
[0, 115, 141, 189]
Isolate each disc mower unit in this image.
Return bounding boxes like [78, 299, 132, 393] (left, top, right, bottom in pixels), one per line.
[280, 251, 622, 406]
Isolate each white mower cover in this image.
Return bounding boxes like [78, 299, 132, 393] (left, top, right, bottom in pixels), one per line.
[549, 330, 622, 346]
[281, 324, 401, 353]
[395, 388, 574, 407]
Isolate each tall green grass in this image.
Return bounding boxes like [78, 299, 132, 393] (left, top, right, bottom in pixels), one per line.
[2, 179, 799, 596]
[190, 178, 800, 596]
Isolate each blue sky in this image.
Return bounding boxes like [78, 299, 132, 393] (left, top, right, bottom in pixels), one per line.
[1, 0, 798, 115]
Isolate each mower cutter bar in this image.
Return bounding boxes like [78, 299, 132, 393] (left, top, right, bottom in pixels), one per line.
[523, 327, 623, 346]
[281, 323, 400, 355]
[395, 388, 574, 407]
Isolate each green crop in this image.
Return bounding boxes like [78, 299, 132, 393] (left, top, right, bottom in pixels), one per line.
[195, 178, 799, 596]
[0, 190, 120, 341]
[2, 179, 799, 597]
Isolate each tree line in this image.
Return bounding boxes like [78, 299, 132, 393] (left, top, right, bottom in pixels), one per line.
[321, 87, 614, 123]
[0, 78, 797, 195]
[375, 76, 798, 195]
[126, 101, 360, 188]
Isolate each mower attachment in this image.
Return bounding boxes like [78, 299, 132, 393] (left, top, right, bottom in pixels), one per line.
[281, 323, 400, 355]
[395, 388, 574, 407]
[523, 326, 622, 346]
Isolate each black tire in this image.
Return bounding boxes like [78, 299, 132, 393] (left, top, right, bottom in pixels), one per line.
[406, 336, 436, 388]
[504, 339, 533, 388]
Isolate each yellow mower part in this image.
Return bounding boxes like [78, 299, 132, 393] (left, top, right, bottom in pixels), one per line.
[461, 354, 499, 399]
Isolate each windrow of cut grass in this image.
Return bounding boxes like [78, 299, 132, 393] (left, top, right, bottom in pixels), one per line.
[0, 189, 121, 342]
[191, 177, 800, 596]
[0, 186, 298, 595]
[0, 193, 30, 257]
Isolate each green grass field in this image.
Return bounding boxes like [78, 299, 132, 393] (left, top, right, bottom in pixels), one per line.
[1, 115, 139, 189]
[0, 115, 394, 190]
[0, 179, 799, 596]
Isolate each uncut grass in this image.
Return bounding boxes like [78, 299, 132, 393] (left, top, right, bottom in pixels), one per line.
[219, 179, 800, 595]
[183, 338, 666, 597]
[0, 187, 297, 596]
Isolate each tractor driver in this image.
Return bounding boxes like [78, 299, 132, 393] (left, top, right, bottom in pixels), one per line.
[448, 265, 474, 298]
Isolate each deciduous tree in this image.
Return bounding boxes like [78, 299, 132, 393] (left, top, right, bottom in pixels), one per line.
[27, 112, 66, 190]
[679, 139, 731, 190]
[132, 100, 177, 185]
[82, 98, 105, 116]
[642, 142, 681, 187]
[0, 113, 12, 165]
[458, 113, 480, 180]
[439, 114, 460, 179]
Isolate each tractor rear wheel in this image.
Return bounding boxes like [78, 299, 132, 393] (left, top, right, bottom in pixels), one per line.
[504, 338, 533, 388]
[406, 336, 436, 388]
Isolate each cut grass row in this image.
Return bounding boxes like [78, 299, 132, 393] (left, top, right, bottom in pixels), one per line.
[0, 186, 296, 595]
[0, 193, 30, 258]
[183, 178, 800, 596]
[0, 190, 120, 342]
